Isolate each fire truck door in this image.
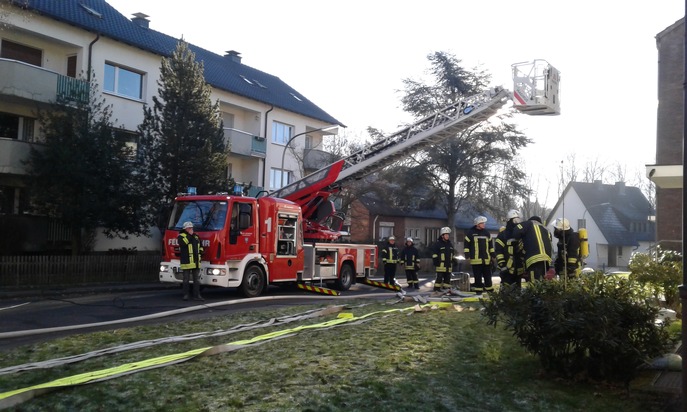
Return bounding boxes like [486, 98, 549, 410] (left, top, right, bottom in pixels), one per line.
[227, 200, 257, 258]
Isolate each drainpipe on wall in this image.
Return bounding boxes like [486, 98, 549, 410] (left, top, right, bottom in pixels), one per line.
[262, 105, 274, 190]
[87, 33, 100, 82]
[372, 215, 379, 242]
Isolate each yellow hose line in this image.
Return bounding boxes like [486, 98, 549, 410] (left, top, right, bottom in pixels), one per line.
[0, 304, 441, 408]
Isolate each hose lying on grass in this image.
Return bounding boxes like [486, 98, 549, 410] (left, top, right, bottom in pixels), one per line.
[0, 300, 464, 409]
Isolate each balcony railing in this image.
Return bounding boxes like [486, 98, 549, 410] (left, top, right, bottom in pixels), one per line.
[0, 58, 88, 105]
[223, 127, 266, 158]
[0, 138, 36, 175]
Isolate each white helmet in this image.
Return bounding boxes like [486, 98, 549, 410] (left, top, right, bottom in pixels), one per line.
[506, 209, 520, 220]
[406, 237, 414, 244]
[182, 221, 194, 229]
[440, 226, 451, 235]
[554, 218, 570, 231]
[388, 236, 395, 241]
[474, 216, 487, 225]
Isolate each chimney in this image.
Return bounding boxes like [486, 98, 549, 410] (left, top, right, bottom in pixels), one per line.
[593, 180, 603, 190]
[131, 12, 150, 28]
[615, 181, 626, 195]
[225, 50, 242, 63]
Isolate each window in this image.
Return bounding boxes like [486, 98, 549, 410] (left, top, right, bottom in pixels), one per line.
[379, 226, 394, 241]
[305, 134, 313, 149]
[67, 55, 77, 78]
[0, 112, 34, 141]
[104, 63, 143, 99]
[617, 246, 623, 257]
[272, 121, 293, 145]
[113, 129, 138, 160]
[406, 228, 419, 240]
[0, 113, 19, 139]
[1, 40, 41, 66]
[270, 168, 290, 190]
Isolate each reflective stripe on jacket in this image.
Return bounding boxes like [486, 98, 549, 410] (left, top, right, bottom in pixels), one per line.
[178, 232, 204, 270]
[381, 243, 400, 264]
[432, 238, 454, 273]
[464, 226, 493, 265]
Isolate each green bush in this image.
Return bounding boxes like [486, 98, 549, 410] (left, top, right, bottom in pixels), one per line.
[482, 275, 671, 385]
[629, 248, 682, 313]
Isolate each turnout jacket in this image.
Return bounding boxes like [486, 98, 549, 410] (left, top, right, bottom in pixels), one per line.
[464, 226, 493, 265]
[432, 237, 455, 273]
[511, 220, 552, 268]
[494, 224, 524, 275]
[554, 229, 581, 276]
[381, 242, 400, 265]
[178, 231, 204, 270]
[400, 245, 420, 270]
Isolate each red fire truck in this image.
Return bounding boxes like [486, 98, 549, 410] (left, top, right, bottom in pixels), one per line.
[158, 61, 560, 297]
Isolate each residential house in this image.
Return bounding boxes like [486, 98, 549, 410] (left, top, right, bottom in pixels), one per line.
[349, 194, 501, 258]
[0, 0, 342, 252]
[545, 181, 655, 271]
[646, 18, 684, 251]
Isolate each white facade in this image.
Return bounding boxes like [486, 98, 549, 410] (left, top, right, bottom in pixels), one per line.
[0, 4, 339, 252]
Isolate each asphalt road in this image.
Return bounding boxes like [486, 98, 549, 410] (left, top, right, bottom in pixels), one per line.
[0, 278, 424, 350]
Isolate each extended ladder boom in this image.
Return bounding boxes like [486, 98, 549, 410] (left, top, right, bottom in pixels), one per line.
[272, 86, 510, 200]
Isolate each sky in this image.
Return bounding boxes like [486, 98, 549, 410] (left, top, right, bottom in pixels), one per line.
[108, 0, 684, 207]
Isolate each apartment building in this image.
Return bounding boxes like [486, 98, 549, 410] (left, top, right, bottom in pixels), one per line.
[0, 0, 342, 252]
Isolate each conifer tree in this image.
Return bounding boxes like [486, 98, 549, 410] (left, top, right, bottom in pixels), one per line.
[138, 40, 228, 208]
[25, 78, 151, 254]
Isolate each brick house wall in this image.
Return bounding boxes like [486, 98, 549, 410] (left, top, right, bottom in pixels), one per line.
[656, 19, 684, 250]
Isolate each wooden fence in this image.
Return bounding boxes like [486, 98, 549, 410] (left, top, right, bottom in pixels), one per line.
[0, 255, 161, 289]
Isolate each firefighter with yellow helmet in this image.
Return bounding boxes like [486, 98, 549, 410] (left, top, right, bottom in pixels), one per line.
[432, 226, 455, 292]
[552, 218, 581, 278]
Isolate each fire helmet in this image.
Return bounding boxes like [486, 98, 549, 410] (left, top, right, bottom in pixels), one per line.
[554, 218, 571, 231]
[406, 237, 414, 244]
[183, 221, 194, 229]
[506, 209, 520, 220]
[474, 216, 487, 225]
[388, 236, 395, 241]
[440, 227, 451, 235]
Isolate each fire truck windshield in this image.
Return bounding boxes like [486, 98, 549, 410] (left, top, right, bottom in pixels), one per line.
[168, 200, 228, 231]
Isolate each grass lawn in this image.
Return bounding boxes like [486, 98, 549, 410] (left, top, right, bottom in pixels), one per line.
[0, 299, 676, 411]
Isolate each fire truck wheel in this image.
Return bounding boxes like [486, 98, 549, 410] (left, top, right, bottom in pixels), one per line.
[240, 265, 266, 298]
[334, 263, 354, 291]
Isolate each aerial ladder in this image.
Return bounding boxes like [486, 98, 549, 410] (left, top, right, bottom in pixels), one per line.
[270, 60, 561, 242]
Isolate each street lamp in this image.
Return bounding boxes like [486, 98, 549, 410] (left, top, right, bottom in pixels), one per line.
[280, 125, 338, 188]
[580, 202, 610, 229]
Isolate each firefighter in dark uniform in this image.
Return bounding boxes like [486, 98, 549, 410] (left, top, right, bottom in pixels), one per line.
[511, 215, 552, 282]
[432, 227, 455, 292]
[178, 221, 204, 301]
[400, 237, 421, 289]
[381, 236, 399, 284]
[552, 218, 581, 278]
[494, 210, 525, 289]
[464, 216, 494, 295]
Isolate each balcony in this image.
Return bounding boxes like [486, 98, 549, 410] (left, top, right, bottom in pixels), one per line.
[0, 59, 88, 105]
[303, 148, 338, 172]
[0, 138, 37, 175]
[224, 128, 266, 158]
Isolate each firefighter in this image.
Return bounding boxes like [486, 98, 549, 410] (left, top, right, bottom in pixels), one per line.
[494, 210, 525, 289]
[432, 227, 455, 292]
[552, 218, 581, 278]
[381, 236, 399, 285]
[178, 221, 204, 301]
[511, 215, 553, 282]
[464, 216, 494, 295]
[400, 237, 421, 289]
